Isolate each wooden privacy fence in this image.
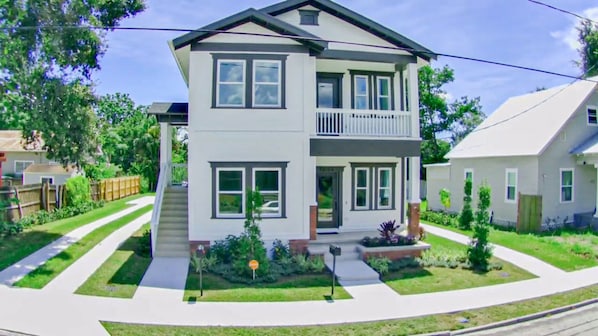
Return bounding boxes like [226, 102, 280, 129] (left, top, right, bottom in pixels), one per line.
[517, 193, 542, 233]
[90, 176, 140, 202]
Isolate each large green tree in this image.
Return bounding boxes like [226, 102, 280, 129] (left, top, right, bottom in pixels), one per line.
[0, 0, 145, 164]
[419, 65, 485, 165]
[578, 20, 598, 77]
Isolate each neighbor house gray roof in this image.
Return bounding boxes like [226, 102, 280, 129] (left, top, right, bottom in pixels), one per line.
[24, 163, 77, 174]
[446, 78, 598, 159]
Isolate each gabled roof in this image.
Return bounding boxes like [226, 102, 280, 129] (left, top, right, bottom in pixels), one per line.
[24, 163, 77, 174]
[0, 130, 45, 153]
[148, 102, 189, 125]
[261, 0, 436, 61]
[446, 78, 598, 159]
[172, 8, 327, 51]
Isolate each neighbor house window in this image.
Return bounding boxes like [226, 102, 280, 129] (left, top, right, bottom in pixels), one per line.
[217, 60, 246, 107]
[253, 60, 281, 107]
[464, 168, 473, 183]
[14, 160, 34, 175]
[588, 106, 597, 125]
[40, 176, 54, 185]
[253, 168, 281, 217]
[354, 167, 369, 209]
[505, 168, 518, 202]
[560, 169, 574, 203]
[216, 168, 245, 218]
[352, 163, 396, 210]
[211, 162, 287, 218]
[377, 168, 392, 209]
[351, 71, 394, 110]
[212, 54, 287, 109]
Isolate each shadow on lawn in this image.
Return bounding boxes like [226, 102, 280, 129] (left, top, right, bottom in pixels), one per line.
[382, 267, 433, 281]
[0, 230, 63, 271]
[107, 235, 152, 286]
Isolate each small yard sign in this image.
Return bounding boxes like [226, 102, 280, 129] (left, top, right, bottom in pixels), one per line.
[248, 259, 259, 280]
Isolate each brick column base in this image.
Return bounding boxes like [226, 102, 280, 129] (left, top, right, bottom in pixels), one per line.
[408, 203, 421, 238]
[310, 205, 317, 240]
[289, 239, 309, 255]
[189, 241, 211, 256]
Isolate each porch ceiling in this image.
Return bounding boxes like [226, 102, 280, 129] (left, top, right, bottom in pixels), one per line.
[148, 102, 188, 126]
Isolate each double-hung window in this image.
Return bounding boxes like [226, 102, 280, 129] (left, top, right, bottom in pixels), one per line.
[213, 54, 286, 109]
[505, 168, 518, 203]
[560, 169, 574, 203]
[352, 163, 396, 210]
[14, 160, 34, 175]
[212, 162, 287, 219]
[350, 71, 394, 110]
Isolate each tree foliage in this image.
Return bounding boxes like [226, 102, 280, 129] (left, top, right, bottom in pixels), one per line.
[0, 0, 145, 164]
[577, 20, 598, 77]
[459, 177, 474, 230]
[419, 65, 485, 165]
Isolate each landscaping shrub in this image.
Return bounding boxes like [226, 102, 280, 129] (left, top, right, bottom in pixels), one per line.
[459, 178, 474, 230]
[420, 210, 459, 227]
[272, 239, 291, 261]
[83, 162, 121, 181]
[367, 256, 391, 275]
[137, 229, 152, 257]
[65, 176, 92, 208]
[468, 183, 493, 271]
[361, 235, 417, 247]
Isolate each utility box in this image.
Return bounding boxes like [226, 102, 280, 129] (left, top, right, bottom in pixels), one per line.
[329, 244, 341, 256]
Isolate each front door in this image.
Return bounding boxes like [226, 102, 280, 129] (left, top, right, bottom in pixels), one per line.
[317, 168, 342, 229]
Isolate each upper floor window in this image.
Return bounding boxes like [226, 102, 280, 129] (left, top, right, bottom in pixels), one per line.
[588, 106, 598, 125]
[350, 71, 394, 111]
[505, 168, 517, 203]
[212, 54, 287, 109]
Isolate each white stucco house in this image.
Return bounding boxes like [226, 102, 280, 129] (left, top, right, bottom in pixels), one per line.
[426, 77, 598, 228]
[148, 0, 435, 257]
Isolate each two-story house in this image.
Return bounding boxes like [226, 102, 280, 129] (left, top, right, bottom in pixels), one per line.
[149, 0, 435, 257]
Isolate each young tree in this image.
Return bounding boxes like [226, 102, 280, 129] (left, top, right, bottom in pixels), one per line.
[459, 178, 474, 230]
[0, 0, 145, 164]
[577, 20, 598, 77]
[468, 183, 493, 270]
[419, 65, 485, 165]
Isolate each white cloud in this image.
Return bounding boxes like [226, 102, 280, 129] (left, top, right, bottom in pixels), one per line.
[550, 7, 598, 51]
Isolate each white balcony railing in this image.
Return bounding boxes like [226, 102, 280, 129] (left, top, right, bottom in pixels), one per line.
[315, 109, 412, 137]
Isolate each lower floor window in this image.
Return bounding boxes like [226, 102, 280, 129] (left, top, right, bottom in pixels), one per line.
[212, 162, 287, 218]
[351, 163, 396, 211]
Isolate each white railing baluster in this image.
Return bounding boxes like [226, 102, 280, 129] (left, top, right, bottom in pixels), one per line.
[315, 109, 412, 137]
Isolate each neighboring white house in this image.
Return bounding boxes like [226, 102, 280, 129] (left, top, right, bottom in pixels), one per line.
[22, 163, 78, 186]
[0, 130, 48, 185]
[426, 77, 598, 228]
[148, 0, 435, 256]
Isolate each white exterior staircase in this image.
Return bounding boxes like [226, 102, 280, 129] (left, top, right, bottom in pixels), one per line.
[154, 186, 189, 257]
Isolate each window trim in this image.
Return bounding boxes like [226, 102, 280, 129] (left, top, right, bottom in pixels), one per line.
[211, 162, 288, 219]
[505, 168, 518, 203]
[253, 167, 282, 218]
[354, 167, 370, 210]
[40, 176, 54, 185]
[215, 59, 246, 108]
[376, 76, 392, 111]
[353, 75, 370, 110]
[14, 160, 34, 175]
[211, 54, 287, 109]
[299, 9, 319, 26]
[559, 168, 574, 203]
[351, 163, 397, 211]
[588, 105, 598, 126]
[252, 60, 282, 108]
[216, 167, 246, 218]
[350, 71, 395, 110]
[464, 168, 474, 184]
[377, 167, 393, 210]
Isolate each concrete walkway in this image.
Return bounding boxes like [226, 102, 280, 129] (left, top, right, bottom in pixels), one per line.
[1, 215, 598, 335]
[422, 223, 566, 278]
[0, 196, 154, 286]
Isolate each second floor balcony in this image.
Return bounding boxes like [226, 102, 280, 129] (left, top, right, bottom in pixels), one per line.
[315, 108, 412, 138]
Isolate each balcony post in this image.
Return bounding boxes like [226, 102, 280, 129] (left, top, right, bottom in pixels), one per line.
[407, 63, 420, 138]
[160, 122, 173, 184]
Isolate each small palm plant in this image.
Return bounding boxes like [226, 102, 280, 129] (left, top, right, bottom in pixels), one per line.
[378, 220, 399, 243]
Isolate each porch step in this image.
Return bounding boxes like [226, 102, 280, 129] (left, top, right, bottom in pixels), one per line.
[154, 187, 189, 258]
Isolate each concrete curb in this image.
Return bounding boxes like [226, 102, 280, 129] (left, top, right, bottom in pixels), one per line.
[0, 328, 35, 336]
[419, 297, 598, 336]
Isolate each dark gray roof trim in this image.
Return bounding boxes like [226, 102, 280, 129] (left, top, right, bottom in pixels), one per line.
[570, 132, 598, 155]
[148, 102, 189, 125]
[261, 0, 436, 61]
[172, 8, 327, 51]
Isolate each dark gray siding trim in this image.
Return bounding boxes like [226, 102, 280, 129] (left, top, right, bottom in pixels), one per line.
[316, 50, 416, 64]
[210, 162, 289, 219]
[350, 162, 397, 211]
[148, 102, 189, 125]
[311, 139, 420, 157]
[193, 43, 309, 53]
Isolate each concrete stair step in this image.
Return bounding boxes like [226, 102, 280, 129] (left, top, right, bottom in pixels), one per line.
[154, 250, 189, 258]
[160, 210, 188, 217]
[308, 243, 359, 256]
[158, 228, 188, 236]
[324, 251, 361, 262]
[156, 242, 188, 251]
[157, 235, 188, 245]
[159, 216, 188, 224]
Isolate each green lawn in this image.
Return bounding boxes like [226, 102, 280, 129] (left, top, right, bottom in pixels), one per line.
[423, 221, 598, 271]
[102, 283, 598, 336]
[383, 234, 535, 295]
[184, 272, 351, 302]
[14, 205, 153, 289]
[0, 194, 148, 272]
[75, 223, 152, 298]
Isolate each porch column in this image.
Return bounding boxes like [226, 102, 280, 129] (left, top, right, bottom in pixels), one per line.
[406, 62, 420, 138]
[160, 123, 173, 184]
[408, 156, 422, 237]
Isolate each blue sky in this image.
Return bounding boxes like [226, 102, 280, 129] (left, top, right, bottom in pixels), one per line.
[93, 0, 598, 115]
